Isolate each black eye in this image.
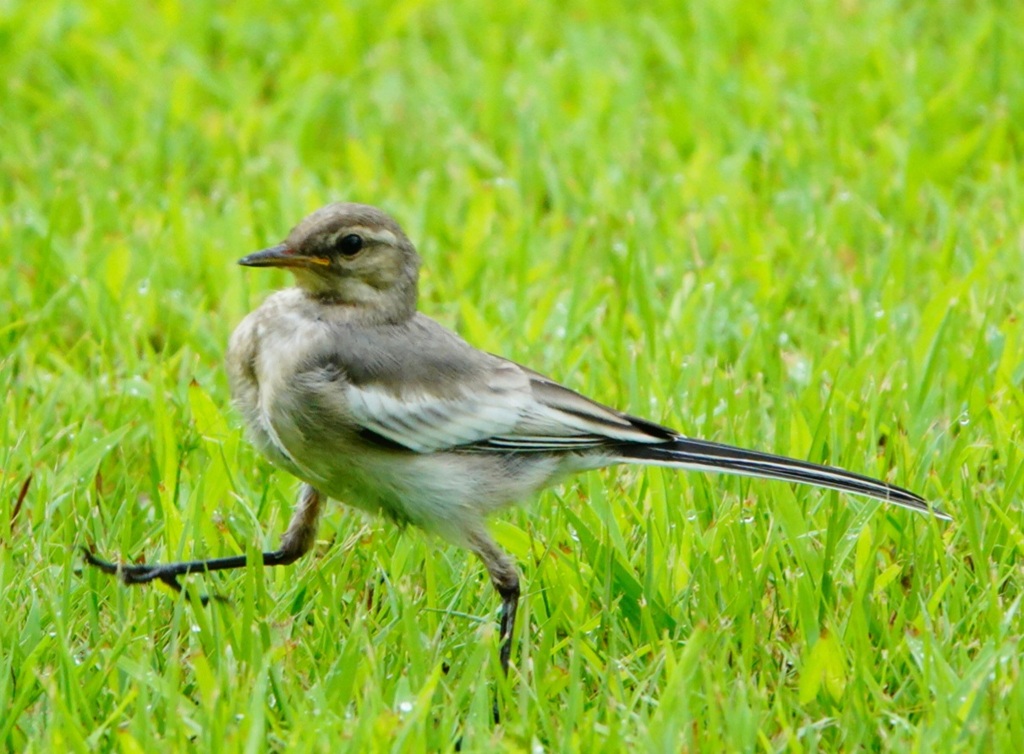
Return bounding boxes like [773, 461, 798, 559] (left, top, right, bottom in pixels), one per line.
[337, 233, 363, 256]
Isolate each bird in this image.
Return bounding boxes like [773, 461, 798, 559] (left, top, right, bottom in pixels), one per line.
[85, 202, 950, 673]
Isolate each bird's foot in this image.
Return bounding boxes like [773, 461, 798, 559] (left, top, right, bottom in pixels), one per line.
[82, 548, 180, 587]
[81, 548, 227, 605]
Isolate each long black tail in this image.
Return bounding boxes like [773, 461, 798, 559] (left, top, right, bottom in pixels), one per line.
[617, 437, 950, 520]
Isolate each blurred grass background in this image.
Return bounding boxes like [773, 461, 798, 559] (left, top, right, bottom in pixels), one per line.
[1, 0, 1022, 751]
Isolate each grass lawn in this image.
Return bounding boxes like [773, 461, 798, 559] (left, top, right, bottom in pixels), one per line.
[2, 0, 1023, 750]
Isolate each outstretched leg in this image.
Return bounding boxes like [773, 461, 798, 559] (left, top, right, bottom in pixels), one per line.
[466, 530, 520, 675]
[85, 485, 324, 592]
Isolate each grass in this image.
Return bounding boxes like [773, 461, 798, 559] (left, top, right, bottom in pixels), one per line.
[2, 0, 1022, 750]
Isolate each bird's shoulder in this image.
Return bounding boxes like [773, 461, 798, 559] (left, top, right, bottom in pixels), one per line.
[301, 312, 525, 399]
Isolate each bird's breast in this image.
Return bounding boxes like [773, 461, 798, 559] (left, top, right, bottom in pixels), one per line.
[227, 292, 338, 480]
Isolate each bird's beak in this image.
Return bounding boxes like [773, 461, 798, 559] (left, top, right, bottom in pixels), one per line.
[237, 243, 331, 269]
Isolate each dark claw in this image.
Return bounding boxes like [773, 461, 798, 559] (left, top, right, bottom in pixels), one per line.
[81, 548, 166, 585]
[81, 548, 125, 577]
[81, 548, 226, 605]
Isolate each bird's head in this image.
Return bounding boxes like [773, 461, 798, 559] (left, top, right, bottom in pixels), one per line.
[239, 203, 421, 321]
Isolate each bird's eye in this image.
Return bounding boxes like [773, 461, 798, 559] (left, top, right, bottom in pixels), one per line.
[337, 233, 364, 256]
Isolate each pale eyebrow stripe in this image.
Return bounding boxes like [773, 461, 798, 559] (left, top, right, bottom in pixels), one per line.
[343, 226, 399, 246]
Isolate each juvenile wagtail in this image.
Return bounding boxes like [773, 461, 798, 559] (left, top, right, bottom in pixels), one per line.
[86, 202, 950, 672]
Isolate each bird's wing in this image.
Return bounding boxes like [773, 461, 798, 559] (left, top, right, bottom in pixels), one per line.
[344, 358, 533, 452]
[304, 313, 671, 454]
[471, 365, 675, 451]
[343, 357, 673, 454]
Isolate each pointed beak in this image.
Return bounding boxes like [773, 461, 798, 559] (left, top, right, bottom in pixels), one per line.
[237, 243, 331, 269]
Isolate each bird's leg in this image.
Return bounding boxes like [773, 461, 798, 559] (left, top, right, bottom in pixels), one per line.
[467, 530, 521, 676]
[84, 485, 324, 593]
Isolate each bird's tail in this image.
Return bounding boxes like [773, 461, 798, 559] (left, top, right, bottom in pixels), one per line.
[615, 437, 950, 520]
